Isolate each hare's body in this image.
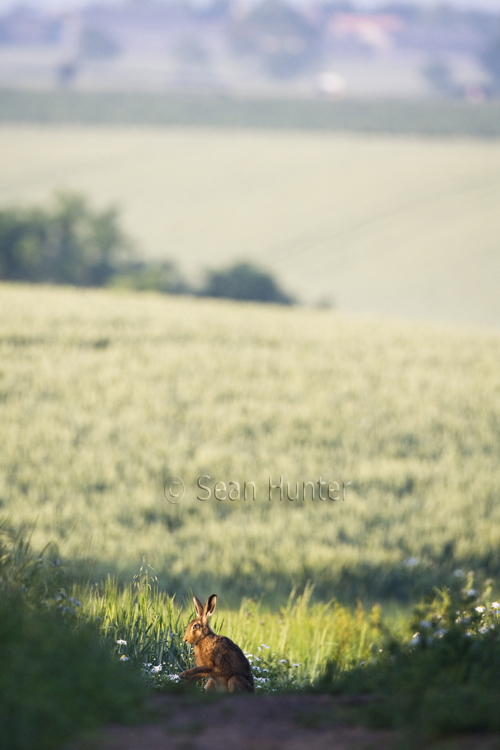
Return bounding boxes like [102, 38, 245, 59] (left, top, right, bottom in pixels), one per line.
[180, 594, 254, 693]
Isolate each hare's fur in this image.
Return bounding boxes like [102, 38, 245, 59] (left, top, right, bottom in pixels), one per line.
[180, 594, 254, 693]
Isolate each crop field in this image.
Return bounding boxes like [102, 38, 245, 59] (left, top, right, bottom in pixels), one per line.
[2, 90, 500, 138]
[1, 283, 499, 607]
[1, 124, 500, 327]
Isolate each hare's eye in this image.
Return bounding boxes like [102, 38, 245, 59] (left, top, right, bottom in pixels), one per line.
[193, 623, 200, 629]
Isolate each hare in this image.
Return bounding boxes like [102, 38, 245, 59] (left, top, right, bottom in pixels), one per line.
[179, 594, 254, 693]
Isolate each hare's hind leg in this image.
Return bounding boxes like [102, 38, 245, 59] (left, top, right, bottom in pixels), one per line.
[228, 675, 254, 693]
[205, 678, 217, 692]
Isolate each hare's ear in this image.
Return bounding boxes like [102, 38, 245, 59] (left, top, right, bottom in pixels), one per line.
[193, 595, 204, 617]
[203, 594, 217, 620]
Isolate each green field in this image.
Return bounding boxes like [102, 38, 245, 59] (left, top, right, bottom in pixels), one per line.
[2, 90, 500, 138]
[1, 124, 500, 327]
[1, 283, 499, 606]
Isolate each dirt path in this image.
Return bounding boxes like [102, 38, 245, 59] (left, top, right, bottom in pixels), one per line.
[76, 694, 500, 750]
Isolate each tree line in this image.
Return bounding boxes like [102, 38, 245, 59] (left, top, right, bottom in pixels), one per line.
[0, 192, 294, 305]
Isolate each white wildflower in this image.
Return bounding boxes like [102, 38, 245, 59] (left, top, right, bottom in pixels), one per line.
[279, 659, 287, 664]
[150, 665, 162, 673]
[116, 639, 127, 645]
[435, 629, 447, 637]
[261, 643, 270, 649]
[479, 626, 489, 634]
[69, 597, 82, 608]
[475, 606, 486, 614]
[467, 589, 478, 598]
[119, 655, 130, 662]
[419, 620, 431, 629]
[491, 602, 500, 611]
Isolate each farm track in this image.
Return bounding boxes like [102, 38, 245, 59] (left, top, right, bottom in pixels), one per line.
[75, 694, 500, 750]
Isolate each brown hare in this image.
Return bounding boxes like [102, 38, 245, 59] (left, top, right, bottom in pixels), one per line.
[179, 594, 254, 693]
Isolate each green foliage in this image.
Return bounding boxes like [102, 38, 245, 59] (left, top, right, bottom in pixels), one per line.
[200, 261, 294, 304]
[109, 260, 189, 295]
[0, 195, 293, 302]
[0, 192, 131, 286]
[317, 579, 500, 738]
[0, 525, 145, 750]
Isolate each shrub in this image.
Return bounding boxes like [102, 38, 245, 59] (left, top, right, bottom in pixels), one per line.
[0, 524, 145, 750]
[200, 261, 294, 304]
[109, 260, 189, 295]
[316, 577, 500, 739]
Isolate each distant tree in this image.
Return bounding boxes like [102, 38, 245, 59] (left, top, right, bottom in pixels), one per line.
[422, 59, 459, 98]
[56, 62, 79, 89]
[109, 260, 189, 295]
[200, 261, 294, 304]
[229, 0, 317, 79]
[0, 192, 131, 286]
[79, 27, 121, 60]
[481, 36, 500, 90]
[0, 206, 46, 283]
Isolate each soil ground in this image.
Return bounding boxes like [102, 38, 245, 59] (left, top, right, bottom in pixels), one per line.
[71, 694, 500, 750]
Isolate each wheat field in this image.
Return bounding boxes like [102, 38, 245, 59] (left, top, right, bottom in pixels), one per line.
[1, 283, 499, 604]
[0, 125, 500, 326]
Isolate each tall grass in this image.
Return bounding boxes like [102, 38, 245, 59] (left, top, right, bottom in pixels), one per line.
[79, 575, 383, 690]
